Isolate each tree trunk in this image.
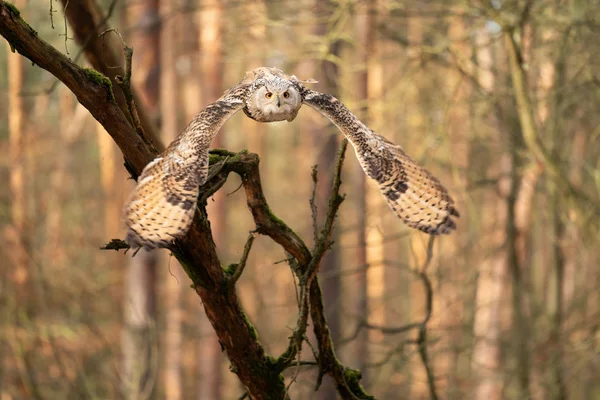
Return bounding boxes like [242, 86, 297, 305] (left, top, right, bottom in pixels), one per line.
[6, 0, 29, 306]
[470, 26, 504, 400]
[160, 0, 183, 398]
[314, 4, 342, 398]
[196, 1, 226, 398]
[121, 0, 160, 397]
[505, 29, 536, 400]
[353, 2, 370, 384]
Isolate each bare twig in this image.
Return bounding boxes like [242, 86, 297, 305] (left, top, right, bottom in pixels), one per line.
[229, 234, 255, 285]
[305, 139, 347, 285]
[98, 28, 145, 138]
[416, 236, 438, 400]
[310, 165, 319, 245]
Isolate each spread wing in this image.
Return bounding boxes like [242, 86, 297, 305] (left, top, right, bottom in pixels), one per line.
[303, 90, 459, 235]
[124, 92, 247, 249]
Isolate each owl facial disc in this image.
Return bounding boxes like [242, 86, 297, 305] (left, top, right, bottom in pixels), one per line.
[243, 69, 303, 123]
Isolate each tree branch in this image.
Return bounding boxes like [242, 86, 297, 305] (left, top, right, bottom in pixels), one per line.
[58, 0, 163, 151]
[228, 234, 255, 285]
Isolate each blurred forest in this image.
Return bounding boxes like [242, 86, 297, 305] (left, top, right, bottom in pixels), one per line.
[1, 0, 600, 399]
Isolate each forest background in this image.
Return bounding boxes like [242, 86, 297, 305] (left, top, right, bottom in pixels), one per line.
[1, 0, 599, 399]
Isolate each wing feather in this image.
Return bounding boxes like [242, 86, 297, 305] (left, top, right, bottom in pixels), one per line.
[124, 94, 246, 249]
[303, 90, 459, 235]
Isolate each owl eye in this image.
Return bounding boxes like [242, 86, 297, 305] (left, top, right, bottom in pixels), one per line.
[283, 91, 290, 99]
[265, 92, 273, 99]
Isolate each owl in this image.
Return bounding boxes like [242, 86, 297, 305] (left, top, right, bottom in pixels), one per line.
[124, 67, 458, 249]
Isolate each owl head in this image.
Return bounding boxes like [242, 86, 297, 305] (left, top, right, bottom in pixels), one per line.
[242, 67, 303, 123]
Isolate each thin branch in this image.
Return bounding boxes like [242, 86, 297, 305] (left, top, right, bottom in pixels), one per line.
[416, 236, 438, 400]
[98, 28, 146, 138]
[305, 139, 348, 285]
[229, 234, 255, 285]
[310, 165, 319, 246]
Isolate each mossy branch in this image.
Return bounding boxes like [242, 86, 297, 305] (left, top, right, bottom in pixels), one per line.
[228, 234, 255, 285]
[99, 28, 147, 144]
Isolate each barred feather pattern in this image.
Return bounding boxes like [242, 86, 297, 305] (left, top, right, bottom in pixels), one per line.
[123, 67, 306, 249]
[124, 97, 245, 249]
[303, 90, 459, 235]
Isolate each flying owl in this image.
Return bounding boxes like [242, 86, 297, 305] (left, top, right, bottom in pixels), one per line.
[124, 67, 458, 249]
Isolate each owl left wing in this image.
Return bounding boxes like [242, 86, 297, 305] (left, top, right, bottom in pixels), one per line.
[124, 88, 249, 249]
[302, 89, 459, 235]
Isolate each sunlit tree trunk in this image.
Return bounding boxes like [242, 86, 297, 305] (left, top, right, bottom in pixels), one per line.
[315, 3, 342, 398]
[353, 0, 371, 385]
[97, 124, 119, 238]
[6, 0, 29, 306]
[546, 30, 568, 400]
[160, 0, 183, 398]
[505, 28, 536, 400]
[470, 26, 505, 400]
[241, 4, 267, 397]
[444, 15, 471, 398]
[121, 0, 160, 397]
[197, 1, 225, 398]
[45, 87, 85, 268]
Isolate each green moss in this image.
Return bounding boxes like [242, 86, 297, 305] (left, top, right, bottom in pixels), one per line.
[4, 2, 21, 17]
[174, 254, 208, 288]
[82, 67, 115, 102]
[4, 2, 37, 36]
[265, 204, 285, 226]
[343, 368, 374, 400]
[208, 150, 244, 166]
[223, 263, 237, 277]
[266, 355, 278, 366]
[241, 310, 259, 340]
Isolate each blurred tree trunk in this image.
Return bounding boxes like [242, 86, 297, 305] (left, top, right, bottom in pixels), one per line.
[352, 0, 374, 386]
[197, 1, 225, 398]
[122, 0, 160, 397]
[97, 124, 119, 237]
[354, 0, 387, 389]
[546, 30, 568, 400]
[445, 16, 471, 398]
[6, 0, 29, 306]
[160, 0, 183, 398]
[505, 29, 535, 400]
[44, 88, 80, 268]
[315, 3, 342, 398]
[470, 26, 505, 400]
[241, 3, 267, 397]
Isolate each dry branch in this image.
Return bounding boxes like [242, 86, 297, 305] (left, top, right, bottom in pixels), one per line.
[58, 0, 163, 150]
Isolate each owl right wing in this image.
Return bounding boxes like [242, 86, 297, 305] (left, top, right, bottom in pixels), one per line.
[303, 89, 459, 235]
[124, 92, 248, 249]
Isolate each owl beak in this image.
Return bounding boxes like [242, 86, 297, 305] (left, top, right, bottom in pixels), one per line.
[276, 95, 281, 108]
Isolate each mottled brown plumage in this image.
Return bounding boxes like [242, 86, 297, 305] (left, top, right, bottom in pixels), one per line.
[124, 68, 304, 249]
[124, 67, 458, 250]
[303, 90, 459, 235]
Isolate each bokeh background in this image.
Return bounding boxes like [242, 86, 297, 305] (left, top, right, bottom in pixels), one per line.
[1, 0, 600, 399]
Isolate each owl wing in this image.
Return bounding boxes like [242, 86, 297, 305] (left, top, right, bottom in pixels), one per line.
[124, 90, 248, 249]
[303, 90, 459, 235]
